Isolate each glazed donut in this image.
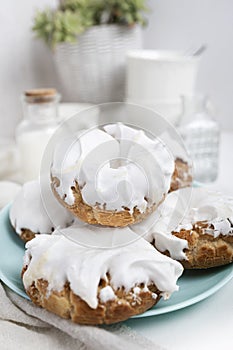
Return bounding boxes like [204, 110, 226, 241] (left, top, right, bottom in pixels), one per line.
[22, 225, 183, 324]
[51, 122, 175, 227]
[131, 187, 233, 269]
[170, 158, 192, 192]
[9, 180, 74, 242]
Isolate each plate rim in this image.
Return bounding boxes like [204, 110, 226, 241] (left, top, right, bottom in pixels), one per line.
[132, 265, 233, 318]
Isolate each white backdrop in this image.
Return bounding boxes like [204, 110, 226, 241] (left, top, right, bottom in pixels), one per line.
[1, 0, 233, 138]
[144, 0, 233, 131]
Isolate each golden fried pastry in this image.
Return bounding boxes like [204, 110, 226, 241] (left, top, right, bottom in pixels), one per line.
[170, 158, 192, 192]
[22, 225, 183, 324]
[51, 123, 175, 227]
[131, 187, 233, 269]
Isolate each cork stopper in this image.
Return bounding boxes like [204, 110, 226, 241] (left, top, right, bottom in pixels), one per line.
[24, 88, 58, 103]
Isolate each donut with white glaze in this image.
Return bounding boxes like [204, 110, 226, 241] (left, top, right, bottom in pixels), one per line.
[131, 187, 233, 269]
[22, 225, 183, 324]
[51, 122, 175, 227]
[10, 180, 74, 242]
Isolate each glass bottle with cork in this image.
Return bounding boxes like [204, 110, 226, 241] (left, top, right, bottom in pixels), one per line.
[16, 88, 60, 183]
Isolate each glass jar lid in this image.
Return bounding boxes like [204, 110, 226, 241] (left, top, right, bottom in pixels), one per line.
[24, 88, 59, 104]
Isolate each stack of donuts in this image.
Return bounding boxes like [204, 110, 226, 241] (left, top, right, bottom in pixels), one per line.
[10, 123, 233, 324]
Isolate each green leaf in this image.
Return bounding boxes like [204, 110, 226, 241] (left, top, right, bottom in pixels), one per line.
[32, 0, 149, 48]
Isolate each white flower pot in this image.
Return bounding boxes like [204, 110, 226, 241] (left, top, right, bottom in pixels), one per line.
[54, 24, 142, 103]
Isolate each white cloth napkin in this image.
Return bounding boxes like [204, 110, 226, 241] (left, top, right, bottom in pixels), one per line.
[0, 282, 166, 350]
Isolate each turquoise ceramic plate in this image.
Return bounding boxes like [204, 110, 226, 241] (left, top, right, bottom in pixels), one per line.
[0, 204, 232, 317]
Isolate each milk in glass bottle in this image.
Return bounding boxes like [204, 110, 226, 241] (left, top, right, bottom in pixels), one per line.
[16, 89, 60, 182]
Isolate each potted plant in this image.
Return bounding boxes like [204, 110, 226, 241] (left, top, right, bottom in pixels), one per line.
[33, 0, 148, 103]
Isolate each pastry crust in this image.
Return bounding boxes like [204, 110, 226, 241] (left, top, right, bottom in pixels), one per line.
[10, 224, 36, 243]
[22, 267, 160, 325]
[11, 226, 53, 243]
[159, 222, 233, 269]
[51, 177, 160, 227]
[170, 158, 192, 192]
[20, 228, 36, 243]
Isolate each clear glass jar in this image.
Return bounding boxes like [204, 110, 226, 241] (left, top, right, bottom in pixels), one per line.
[16, 89, 60, 183]
[178, 95, 220, 183]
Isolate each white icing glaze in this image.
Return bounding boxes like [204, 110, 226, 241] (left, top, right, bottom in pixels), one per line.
[10, 180, 74, 235]
[23, 225, 183, 309]
[151, 232, 188, 261]
[133, 286, 141, 295]
[173, 188, 233, 238]
[52, 129, 120, 205]
[81, 161, 149, 214]
[51, 123, 174, 213]
[103, 123, 174, 204]
[131, 187, 233, 260]
[151, 293, 158, 300]
[99, 286, 116, 303]
[131, 218, 188, 261]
